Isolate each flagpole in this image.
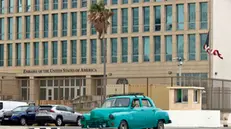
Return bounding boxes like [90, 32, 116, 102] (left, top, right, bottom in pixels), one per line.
[208, 0, 212, 109]
[208, 1, 212, 80]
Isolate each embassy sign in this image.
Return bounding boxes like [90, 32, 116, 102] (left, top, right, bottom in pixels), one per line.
[23, 68, 97, 74]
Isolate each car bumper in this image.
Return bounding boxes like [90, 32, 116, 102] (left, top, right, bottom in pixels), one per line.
[35, 116, 55, 123]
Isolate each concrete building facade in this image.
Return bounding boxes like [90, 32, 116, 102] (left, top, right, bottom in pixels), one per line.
[0, 0, 211, 102]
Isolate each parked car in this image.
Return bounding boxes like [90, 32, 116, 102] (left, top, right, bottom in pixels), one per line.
[80, 93, 172, 129]
[35, 105, 82, 126]
[0, 101, 28, 123]
[2, 105, 39, 125]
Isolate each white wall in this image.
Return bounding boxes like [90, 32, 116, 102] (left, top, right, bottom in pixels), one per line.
[165, 110, 221, 127]
[212, 0, 231, 80]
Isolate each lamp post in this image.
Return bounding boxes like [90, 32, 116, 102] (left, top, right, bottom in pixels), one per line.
[174, 57, 183, 86]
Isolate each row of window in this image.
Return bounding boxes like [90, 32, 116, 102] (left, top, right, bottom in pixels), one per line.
[0, 2, 208, 40]
[0, 34, 208, 67]
[0, 0, 194, 14]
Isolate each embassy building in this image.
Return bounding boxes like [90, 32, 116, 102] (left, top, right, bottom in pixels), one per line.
[0, 0, 228, 102]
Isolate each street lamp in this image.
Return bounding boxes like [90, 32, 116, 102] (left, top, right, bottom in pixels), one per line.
[173, 57, 183, 86]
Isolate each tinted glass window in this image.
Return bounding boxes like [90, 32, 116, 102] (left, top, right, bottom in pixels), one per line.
[66, 106, 74, 112]
[13, 106, 29, 112]
[56, 106, 67, 111]
[39, 105, 53, 111]
[27, 106, 35, 111]
[102, 98, 130, 108]
[0, 102, 3, 110]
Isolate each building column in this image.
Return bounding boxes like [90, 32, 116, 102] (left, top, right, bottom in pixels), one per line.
[172, 34, 177, 59]
[117, 38, 122, 63]
[4, 44, 7, 67]
[21, 43, 25, 66]
[150, 36, 154, 62]
[97, 39, 101, 64]
[87, 39, 91, 64]
[48, 14, 52, 39]
[48, 41, 52, 65]
[161, 35, 166, 62]
[139, 36, 143, 63]
[86, 75, 96, 96]
[77, 40, 81, 64]
[29, 76, 39, 102]
[107, 38, 111, 63]
[127, 36, 132, 63]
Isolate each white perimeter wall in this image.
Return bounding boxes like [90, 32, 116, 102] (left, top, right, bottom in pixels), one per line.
[165, 110, 221, 127]
[213, 0, 231, 79]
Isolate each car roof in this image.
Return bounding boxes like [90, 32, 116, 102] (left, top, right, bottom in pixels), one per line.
[108, 95, 151, 100]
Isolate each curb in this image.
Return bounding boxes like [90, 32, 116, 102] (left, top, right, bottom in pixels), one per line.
[29, 128, 60, 129]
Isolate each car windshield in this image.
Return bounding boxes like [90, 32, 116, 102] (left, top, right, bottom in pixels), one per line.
[102, 98, 130, 108]
[12, 106, 29, 112]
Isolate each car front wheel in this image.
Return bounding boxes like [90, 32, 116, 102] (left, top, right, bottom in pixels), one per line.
[55, 117, 64, 126]
[20, 117, 27, 126]
[155, 120, 164, 129]
[118, 120, 128, 129]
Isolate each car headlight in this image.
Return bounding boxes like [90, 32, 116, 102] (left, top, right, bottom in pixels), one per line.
[109, 114, 114, 119]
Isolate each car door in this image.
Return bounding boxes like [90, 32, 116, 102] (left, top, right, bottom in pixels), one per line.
[56, 106, 68, 122]
[131, 98, 145, 128]
[58, 106, 69, 122]
[141, 99, 155, 128]
[26, 106, 36, 123]
[65, 106, 76, 122]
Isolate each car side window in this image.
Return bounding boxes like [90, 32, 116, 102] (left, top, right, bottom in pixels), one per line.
[56, 106, 67, 111]
[27, 106, 35, 111]
[142, 99, 152, 107]
[132, 99, 141, 108]
[66, 106, 74, 113]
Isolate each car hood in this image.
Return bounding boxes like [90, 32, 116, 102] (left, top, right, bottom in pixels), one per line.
[89, 108, 128, 119]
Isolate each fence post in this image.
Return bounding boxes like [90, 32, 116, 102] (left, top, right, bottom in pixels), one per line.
[171, 77, 173, 87]
[146, 77, 149, 96]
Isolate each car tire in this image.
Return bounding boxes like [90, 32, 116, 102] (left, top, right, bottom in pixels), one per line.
[118, 120, 128, 129]
[155, 120, 164, 129]
[20, 117, 27, 126]
[76, 117, 81, 126]
[55, 117, 64, 126]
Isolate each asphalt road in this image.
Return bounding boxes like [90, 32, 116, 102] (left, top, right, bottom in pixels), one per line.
[1, 126, 231, 129]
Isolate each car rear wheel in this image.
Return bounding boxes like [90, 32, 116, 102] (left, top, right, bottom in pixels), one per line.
[55, 117, 64, 126]
[155, 120, 164, 129]
[118, 120, 128, 129]
[20, 117, 27, 126]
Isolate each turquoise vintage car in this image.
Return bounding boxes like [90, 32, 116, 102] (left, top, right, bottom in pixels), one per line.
[80, 93, 172, 129]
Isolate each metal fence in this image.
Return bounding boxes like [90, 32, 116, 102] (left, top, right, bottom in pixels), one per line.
[0, 76, 230, 112]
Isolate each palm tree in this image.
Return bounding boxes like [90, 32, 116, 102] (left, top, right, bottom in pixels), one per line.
[88, 0, 113, 102]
